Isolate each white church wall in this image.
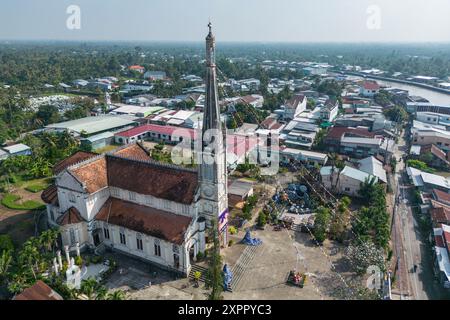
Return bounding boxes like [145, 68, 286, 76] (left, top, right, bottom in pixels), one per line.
[60, 222, 89, 250]
[86, 187, 110, 221]
[102, 222, 190, 274]
[57, 188, 88, 220]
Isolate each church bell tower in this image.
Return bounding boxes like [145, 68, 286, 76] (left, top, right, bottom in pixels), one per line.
[199, 23, 228, 245]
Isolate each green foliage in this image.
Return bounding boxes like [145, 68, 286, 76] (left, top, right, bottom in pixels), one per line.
[315, 80, 342, 98]
[205, 219, 224, 300]
[406, 159, 435, 173]
[257, 211, 267, 227]
[1, 194, 45, 210]
[354, 178, 390, 249]
[228, 240, 234, 247]
[75, 256, 83, 267]
[228, 226, 237, 235]
[227, 103, 269, 129]
[383, 105, 408, 123]
[25, 183, 48, 193]
[313, 206, 331, 243]
[0, 234, 14, 253]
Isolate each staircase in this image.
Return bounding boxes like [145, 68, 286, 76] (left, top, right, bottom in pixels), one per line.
[230, 244, 262, 292]
[291, 223, 303, 233]
[188, 264, 208, 283]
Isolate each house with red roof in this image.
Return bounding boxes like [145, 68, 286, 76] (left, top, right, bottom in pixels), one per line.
[128, 65, 145, 74]
[359, 81, 380, 97]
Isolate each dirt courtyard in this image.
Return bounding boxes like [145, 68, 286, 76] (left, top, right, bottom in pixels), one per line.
[222, 226, 354, 300]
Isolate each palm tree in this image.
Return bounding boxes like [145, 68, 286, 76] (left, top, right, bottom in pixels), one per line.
[19, 238, 41, 279]
[80, 278, 99, 300]
[39, 228, 59, 253]
[107, 290, 126, 300]
[95, 286, 108, 300]
[0, 250, 12, 284]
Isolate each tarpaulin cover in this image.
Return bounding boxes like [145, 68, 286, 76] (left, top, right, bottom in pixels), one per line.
[241, 229, 262, 246]
[223, 264, 232, 290]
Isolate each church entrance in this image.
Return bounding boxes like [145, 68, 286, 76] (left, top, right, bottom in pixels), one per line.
[93, 229, 102, 247]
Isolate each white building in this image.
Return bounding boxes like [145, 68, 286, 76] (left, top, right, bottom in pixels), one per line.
[320, 165, 378, 197]
[282, 94, 307, 120]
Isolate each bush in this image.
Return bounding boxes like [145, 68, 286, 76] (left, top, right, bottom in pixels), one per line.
[228, 226, 237, 235]
[25, 184, 47, 193]
[0, 234, 14, 252]
[257, 212, 267, 227]
[75, 256, 83, 267]
[90, 255, 103, 264]
[1, 194, 45, 210]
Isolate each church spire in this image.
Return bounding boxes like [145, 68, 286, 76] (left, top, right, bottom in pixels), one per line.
[203, 22, 221, 135]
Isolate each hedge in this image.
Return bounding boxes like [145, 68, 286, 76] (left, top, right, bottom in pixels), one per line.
[1, 194, 45, 210]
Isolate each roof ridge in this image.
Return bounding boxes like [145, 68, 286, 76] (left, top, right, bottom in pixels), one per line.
[106, 152, 198, 174]
[66, 153, 104, 172]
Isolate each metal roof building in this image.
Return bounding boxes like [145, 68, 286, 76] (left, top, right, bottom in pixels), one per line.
[45, 115, 137, 137]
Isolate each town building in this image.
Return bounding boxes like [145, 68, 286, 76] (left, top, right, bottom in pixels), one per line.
[281, 94, 307, 120]
[13, 281, 63, 300]
[144, 71, 167, 81]
[44, 115, 137, 138]
[359, 81, 380, 97]
[320, 165, 378, 197]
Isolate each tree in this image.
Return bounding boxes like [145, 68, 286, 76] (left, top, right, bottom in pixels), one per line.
[313, 206, 331, 243]
[329, 197, 351, 242]
[107, 290, 126, 300]
[206, 219, 223, 300]
[257, 211, 267, 227]
[80, 278, 100, 300]
[0, 250, 12, 285]
[34, 104, 61, 126]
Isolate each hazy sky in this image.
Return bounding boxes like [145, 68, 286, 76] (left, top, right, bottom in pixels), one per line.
[1, 0, 450, 42]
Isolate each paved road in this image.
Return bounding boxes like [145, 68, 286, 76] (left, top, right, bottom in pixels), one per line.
[392, 128, 449, 300]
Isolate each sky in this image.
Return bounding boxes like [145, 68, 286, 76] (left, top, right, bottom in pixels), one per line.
[1, 0, 450, 43]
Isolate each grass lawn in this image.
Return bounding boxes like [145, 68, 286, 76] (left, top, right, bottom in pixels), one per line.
[1, 194, 45, 210]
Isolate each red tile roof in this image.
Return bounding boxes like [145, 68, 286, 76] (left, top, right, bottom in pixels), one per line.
[113, 143, 151, 161]
[433, 188, 450, 205]
[431, 207, 450, 225]
[326, 126, 375, 141]
[71, 157, 108, 193]
[422, 144, 450, 165]
[41, 185, 58, 206]
[285, 94, 305, 109]
[362, 81, 380, 90]
[52, 151, 97, 175]
[106, 155, 198, 204]
[57, 207, 85, 226]
[96, 198, 192, 245]
[13, 281, 63, 300]
[129, 65, 145, 70]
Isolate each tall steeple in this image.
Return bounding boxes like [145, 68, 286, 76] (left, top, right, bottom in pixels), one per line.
[199, 23, 228, 245]
[203, 22, 222, 135]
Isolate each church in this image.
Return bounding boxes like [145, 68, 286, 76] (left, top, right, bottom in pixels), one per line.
[41, 24, 228, 277]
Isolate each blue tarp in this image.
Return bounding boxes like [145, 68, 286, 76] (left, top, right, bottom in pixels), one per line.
[223, 264, 232, 291]
[241, 230, 262, 246]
